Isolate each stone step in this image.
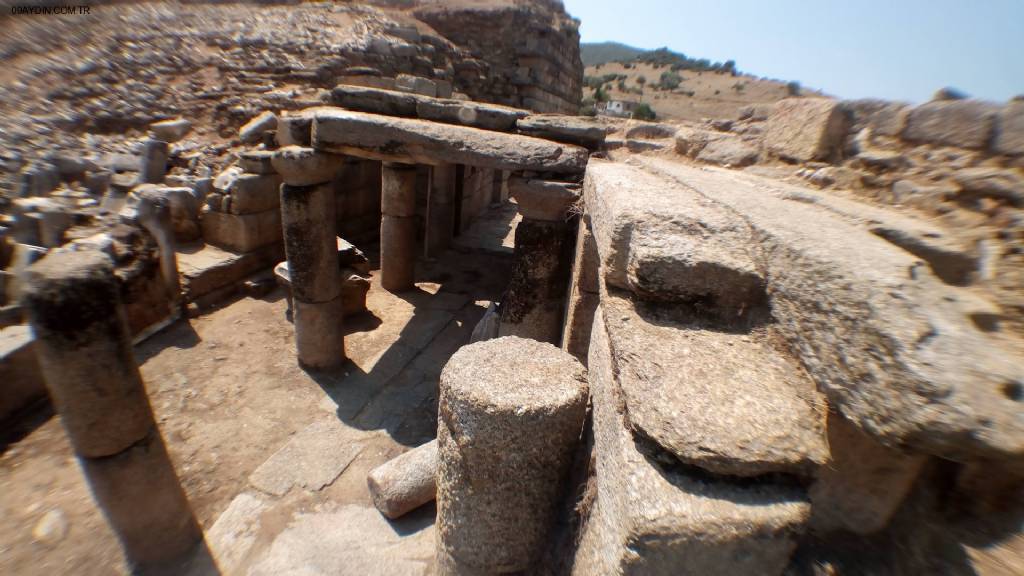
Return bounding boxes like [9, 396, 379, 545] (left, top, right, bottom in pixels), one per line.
[177, 242, 284, 303]
[601, 289, 828, 478]
[639, 157, 1024, 461]
[573, 303, 811, 575]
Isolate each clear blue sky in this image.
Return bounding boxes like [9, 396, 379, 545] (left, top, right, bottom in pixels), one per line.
[563, 0, 1024, 103]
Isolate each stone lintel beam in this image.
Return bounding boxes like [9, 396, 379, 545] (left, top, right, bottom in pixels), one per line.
[312, 108, 588, 174]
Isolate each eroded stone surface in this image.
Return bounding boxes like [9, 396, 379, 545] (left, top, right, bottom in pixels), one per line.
[903, 99, 999, 149]
[602, 291, 828, 477]
[763, 97, 846, 162]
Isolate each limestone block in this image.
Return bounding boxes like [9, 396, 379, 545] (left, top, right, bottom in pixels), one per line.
[809, 411, 927, 534]
[238, 150, 276, 175]
[271, 146, 346, 186]
[603, 291, 827, 477]
[903, 99, 998, 149]
[214, 172, 282, 215]
[994, 100, 1024, 155]
[367, 439, 437, 519]
[696, 135, 760, 167]
[201, 206, 282, 253]
[149, 118, 191, 143]
[508, 177, 580, 221]
[80, 430, 201, 569]
[240, 111, 278, 144]
[584, 160, 764, 314]
[23, 249, 158, 458]
[764, 98, 846, 162]
[277, 114, 314, 147]
[437, 337, 588, 573]
[516, 114, 607, 149]
[313, 108, 588, 174]
[339, 269, 370, 317]
[293, 296, 344, 370]
[573, 307, 810, 575]
[395, 74, 437, 97]
[134, 185, 201, 242]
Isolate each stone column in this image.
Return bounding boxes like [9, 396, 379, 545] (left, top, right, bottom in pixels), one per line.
[436, 337, 588, 574]
[367, 439, 438, 519]
[425, 163, 456, 258]
[22, 248, 200, 571]
[380, 162, 417, 291]
[140, 138, 169, 184]
[499, 176, 581, 344]
[280, 182, 344, 369]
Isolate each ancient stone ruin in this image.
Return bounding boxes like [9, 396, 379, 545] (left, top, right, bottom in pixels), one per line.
[1, 1, 1022, 575]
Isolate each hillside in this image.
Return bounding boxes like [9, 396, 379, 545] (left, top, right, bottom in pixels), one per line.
[580, 41, 643, 66]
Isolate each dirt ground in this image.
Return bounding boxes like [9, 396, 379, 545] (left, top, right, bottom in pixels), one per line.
[0, 205, 516, 575]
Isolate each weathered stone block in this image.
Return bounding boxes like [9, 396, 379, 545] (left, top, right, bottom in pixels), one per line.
[240, 111, 278, 144]
[201, 207, 282, 253]
[271, 146, 346, 187]
[149, 118, 191, 143]
[0, 325, 46, 424]
[517, 114, 607, 149]
[764, 98, 846, 162]
[903, 99, 998, 149]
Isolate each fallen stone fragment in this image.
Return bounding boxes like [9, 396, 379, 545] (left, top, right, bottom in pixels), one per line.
[313, 108, 588, 173]
[239, 111, 278, 144]
[328, 84, 421, 117]
[696, 136, 759, 167]
[624, 122, 676, 140]
[842, 99, 909, 137]
[764, 97, 846, 162]
[238, 150, 276, 175]
[367, 440, 437, 519]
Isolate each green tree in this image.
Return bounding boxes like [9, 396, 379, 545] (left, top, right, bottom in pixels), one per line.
[786, 81, 801, 96]
[632, 103, 656, 121]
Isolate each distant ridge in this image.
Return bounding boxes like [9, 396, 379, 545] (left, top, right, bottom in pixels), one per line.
[581, 42, 643, 66]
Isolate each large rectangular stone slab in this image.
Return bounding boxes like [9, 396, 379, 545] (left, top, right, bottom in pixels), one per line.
[572, 305, 811, 575]
[583, 160, 764, 315]
[640, 157, 1024, 461]
[312, 108, 588, 173]
[328, 84, 529, 132]
[178, 242, 283, 302]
